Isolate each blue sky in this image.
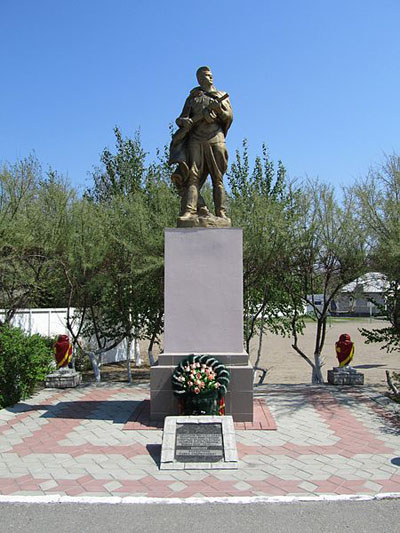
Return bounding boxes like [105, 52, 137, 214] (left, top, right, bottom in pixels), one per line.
[1, 0, 399, 192]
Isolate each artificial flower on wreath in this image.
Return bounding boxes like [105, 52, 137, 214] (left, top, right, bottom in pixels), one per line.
[172, 354, 230, 397]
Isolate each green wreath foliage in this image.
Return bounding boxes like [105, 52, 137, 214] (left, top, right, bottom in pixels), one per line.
[172, 354, 230, 397]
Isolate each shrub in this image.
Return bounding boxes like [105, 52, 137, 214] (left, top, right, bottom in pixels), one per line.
[0, 325, 54, 408]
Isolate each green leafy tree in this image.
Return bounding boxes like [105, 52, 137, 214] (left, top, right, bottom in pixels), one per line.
[87, 127, 146, 203]
[59, 198, 121, 381]
[23, 169, 75, 308]
[0, 156, 41, 321]
[0, 157, 72, 322]
[289, 181, 368, 383]
[72, 128, 179, 379]
[353, 154, 400, 353]
[227, 141, 305, 371]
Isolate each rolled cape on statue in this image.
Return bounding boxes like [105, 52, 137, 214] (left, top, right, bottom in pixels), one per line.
[335, 334, 354, 367]
[54, 334, 73, 369]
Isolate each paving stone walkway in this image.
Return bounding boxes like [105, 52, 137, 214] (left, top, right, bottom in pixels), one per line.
[0, 383, 399, 498]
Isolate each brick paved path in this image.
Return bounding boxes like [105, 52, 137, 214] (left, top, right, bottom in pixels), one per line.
[0, 384, 399, 498]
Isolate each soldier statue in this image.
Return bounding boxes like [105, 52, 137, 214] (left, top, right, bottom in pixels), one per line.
[169, 66, 233, 227]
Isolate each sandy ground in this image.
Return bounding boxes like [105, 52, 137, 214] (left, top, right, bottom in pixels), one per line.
[249, 318, 399, 391]
[91, 318, 399, 392]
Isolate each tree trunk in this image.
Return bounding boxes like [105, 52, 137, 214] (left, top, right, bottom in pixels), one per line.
[134, 336, 142, 367]
[254, 307, 266, 369]
[148, 348, 155, 366]
[147, 311, 162, 366]
[245, 303, 251, 354]
[312, 351, 324, 384]
[291, 312, 315, 371]
[311, 316, 326, 384]
[126, 338, 132, 384]
[147, 332, 156, 367]
[87, 351, 101, 382]
[386, 370, 400, 397]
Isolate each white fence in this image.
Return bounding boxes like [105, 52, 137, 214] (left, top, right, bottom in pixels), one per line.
[1, 308, 70, 337]
[1, 308, 141, 365]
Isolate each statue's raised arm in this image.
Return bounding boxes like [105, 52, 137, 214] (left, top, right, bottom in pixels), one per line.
[169, 66, 233, 228]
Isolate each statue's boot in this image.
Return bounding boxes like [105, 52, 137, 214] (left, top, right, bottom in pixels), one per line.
[179, 211, 197, 221]
[215, 207, 231, 227]
[198, 206, 210, 217]
[216, 207, 230, 220]
[213, 183, 230, 220]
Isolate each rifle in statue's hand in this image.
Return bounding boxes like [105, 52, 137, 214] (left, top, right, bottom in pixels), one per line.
[172, 93, 230, 145]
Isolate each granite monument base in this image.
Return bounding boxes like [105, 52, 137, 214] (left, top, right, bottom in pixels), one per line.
[45, 368, 82, 388]
[327, 367, 364, 385]
[151, 228, 253, 422]
[151, 357, 253, 422]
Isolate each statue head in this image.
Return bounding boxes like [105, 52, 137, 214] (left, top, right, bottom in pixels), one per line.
[196, 66, 213, 90]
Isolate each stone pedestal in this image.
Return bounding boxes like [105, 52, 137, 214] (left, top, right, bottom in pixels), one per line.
[151, 228, 253, 422]
[45, 368, 82, 388]
[327, 367, 364, 385]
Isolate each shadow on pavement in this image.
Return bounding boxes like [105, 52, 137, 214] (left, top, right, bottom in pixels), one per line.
[353, 364, 386, 369]
[255, 385, 400, 438]
[26, 400, 143, 424]
[146, 444, 161, 467]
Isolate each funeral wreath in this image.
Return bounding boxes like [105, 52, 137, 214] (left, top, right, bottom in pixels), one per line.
[172, 354, 230, 415]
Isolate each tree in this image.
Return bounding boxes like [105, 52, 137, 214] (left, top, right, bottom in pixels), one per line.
[289, 181, 368, 383]
[59, 197, 117, 381]
[87, 127, 146, 203]
[74, 128, 179, 378]
[0, 156, 40, 322]
[23, 169, 75, 308]
[0, 157, 72, 322]
[227, 141, 305, 372]
[139, 152, 179, 361]
[352, 154, 400, 353]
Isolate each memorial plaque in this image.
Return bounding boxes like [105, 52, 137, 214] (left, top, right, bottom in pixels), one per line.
[175, 423, 223, 463]
[160, 416, 238, 470]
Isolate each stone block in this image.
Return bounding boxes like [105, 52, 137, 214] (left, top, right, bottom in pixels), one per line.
[225, 390, 254, 420]
[151, 362, 253, 422]
[45, 369, 82, 388]
[159, 352, 249, 366]
[228, 364, 254, 390]
[163, 228, 244, 355]
[150, 364, 175, 390]
[150, 385, 180, 420]
[327, 367, 364, 385]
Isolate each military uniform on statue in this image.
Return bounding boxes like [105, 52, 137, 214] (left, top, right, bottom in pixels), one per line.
[169, 66, 233, 227]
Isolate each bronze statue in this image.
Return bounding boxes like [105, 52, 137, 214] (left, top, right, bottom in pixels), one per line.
[169, 66, 233, 227]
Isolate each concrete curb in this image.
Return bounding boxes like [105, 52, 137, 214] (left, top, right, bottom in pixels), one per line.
[1, 492, 400, 505]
